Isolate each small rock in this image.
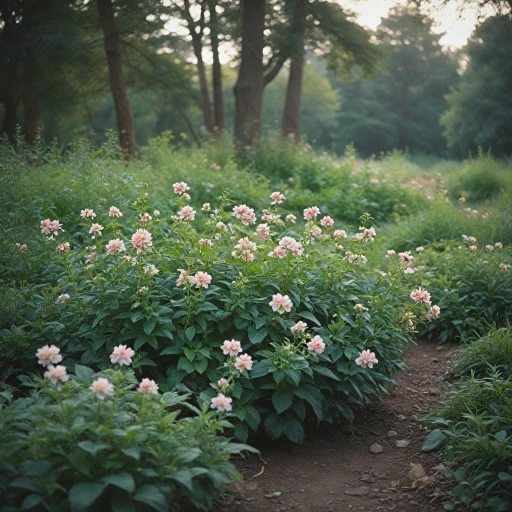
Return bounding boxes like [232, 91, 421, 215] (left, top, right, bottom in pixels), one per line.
[360, 474, 373, 482]
[387, 430, 397, 437]
[345, 486, 370, 496]
[369, 443, 383, 454]
[411, 476, 434, 489]
[431, 358, 440, 362]
[408, 464, 426, 482]
[265, 491, 281, 499]
[432, 463, 447, 472]
[389, 480, 400, 488]
[396, 440, 411, 448]
[436, 346, 444, 351]
[429, 388, 442, 395]
[397, 414, 406, 421]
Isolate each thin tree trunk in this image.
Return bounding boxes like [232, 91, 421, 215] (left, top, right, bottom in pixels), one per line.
[234, 0, 265, 147]
[96, 0, 136, 160]
[2, 58, 19, 144]
[281, 0, 307, 140]
[23, 48, 39, 147]
[209, 0, 224, 132]
[192, 35, 214, 133]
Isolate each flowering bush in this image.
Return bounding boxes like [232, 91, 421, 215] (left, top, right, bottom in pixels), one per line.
[5, 186, 436, 443]
[0, 345, 255, 511]
[387, 239, 512, 342]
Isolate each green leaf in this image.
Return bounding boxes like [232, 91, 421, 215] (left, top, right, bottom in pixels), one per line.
[69, 482, 106, 512]
[244, 406, 261, 432]
[193, 358, 208, 374]
[234, 422, 249, 442]
[143, 317, 157, 335]
[312, 366, 340, 381]
[74, 365, 95, 384]
[77, 441, 111, 456]
[272, 390, 293, 414]
[170, 468, 208, 491]
[422, 429, 446, 452]
[183, 348, 196, 361]
[298, 311, 321, 326]
[121, 447, 140, 460]
[185, 326, 196, 342]
[250, 360, 272, 378]
[160, 346, 182, 356]
[133, 484, 168, 512]
[21, 494, 43, 510]
[102, 473, 135, 493]
[498, 472, 512, 482]
[284, 420, 304, 444]
[248, 326, 268, 344]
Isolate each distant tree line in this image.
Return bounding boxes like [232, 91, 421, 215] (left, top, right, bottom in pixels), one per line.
[0, 0, 511, 158]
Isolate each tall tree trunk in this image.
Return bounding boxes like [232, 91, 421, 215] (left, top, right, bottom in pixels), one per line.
[23, 48, 39, 147]
[234, 0, 265, 147]
[281, 0, 307, 140]
[96, 0, 136, 160]
[1, 58, 19, 144]
[192, 35, 214, 133]
[209, 0, 224, 132]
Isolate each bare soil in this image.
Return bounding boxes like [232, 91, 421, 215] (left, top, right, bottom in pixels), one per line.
[215, 340, 459, 512]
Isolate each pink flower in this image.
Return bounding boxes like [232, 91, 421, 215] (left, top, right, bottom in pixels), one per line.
[354, 304, 367, 312]
[303, 206, 320, 221]
[177, 205, 196, 221]
[90, 377, 115, 399]
[333, 230, 347, 239]
[426, 304, 441, 321]
[131, 229, 153, 253]
[44, 365, 69, 384]
[268, 246, 288, 259]
[270, 191, 285, 204]
[80, 208, 96, 218]
[469, 245, 477, 251]
[355, 349, 379, 369]
[369, 177, 379, 184]
[192, 271, 212, 289]
[216, 221, 227, 231]
[109, 206, 123, 217]
[410, 287, 431, 304]
[256, 223, 270, 240]
[173, 181, 190, 195]
[199, 238, 213, 246]
[495, 242, 503, 249]
[221, 340, 243, 356]
[217, 378, 229, 390]
[89, 223, 104, 238]
[307, 335, 325, 354]
[36, 345, 62, 367]
[286, 214, 297, 224]
[210, 393, 232, 412]
[139, 212, 152, 222]
[276, 236, 303, 257]
[15, 243, 27, 253]
[57, 293, 70, 303]
[137, 378, 159, 395]
[416, 246, 425, 252]
[399, 251, 413, 262]
[144, 264, 159, 276]
[355, 226, 376, 241]
[232, 204, 256, 225]
[176, 269, 192, 286]
[500, 263, 509, 272]
[56, 242, 70, 253]
[110, 344, 135, 366]
[41, 219, 62, 235]
[320, 216, 334, 228]
[291, 321, 308, 333]
[235, 354, 253, 371]
[202, 203, 211, 211]
[385, 250, 396, 258]
[269, 293, 293, 314]
[105, 238, 126, 255]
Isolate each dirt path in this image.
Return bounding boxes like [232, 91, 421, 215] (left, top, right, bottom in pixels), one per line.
[216, 340, 458, 512]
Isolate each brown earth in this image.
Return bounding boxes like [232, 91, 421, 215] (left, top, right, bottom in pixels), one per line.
[215, 340, 460, 512]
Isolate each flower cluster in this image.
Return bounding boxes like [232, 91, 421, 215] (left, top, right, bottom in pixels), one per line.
[269, 293, 293, 314]
[232, 204, 256, 225]
[232, 237, 257, 262]
[269, 236, 303, 259]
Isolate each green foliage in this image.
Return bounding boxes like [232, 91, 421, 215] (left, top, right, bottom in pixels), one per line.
[427, 328, 512, 511]
[446, 150, 512, 202]
[442, 16, 512, 158]
[0, 366, 253, 511]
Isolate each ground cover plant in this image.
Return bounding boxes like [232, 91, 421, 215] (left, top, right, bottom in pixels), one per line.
[426, 327, 512, 511]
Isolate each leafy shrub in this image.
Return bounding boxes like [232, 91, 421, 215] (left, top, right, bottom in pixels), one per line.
[446, 150, 512, 202]
[427, 328, 512, 511]
[394, 241, 512, 342]
[0, 356, 254, 511]
[2, 185, 436, 443]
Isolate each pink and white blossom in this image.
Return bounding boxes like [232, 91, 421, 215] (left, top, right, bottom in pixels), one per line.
[90, 378, 115, 399]
[495, 242, 503, 249]
[256, 223, 270, 240]
[291, 321, 308, 333]
[139, 212, 152, 222]
[109, 206, 123, 217]
[303, 206, 320, 221]
[110, 344, 135, 366]
[235, 353, 253, 371]
[307, 335, 325, 354]
[270, 191, 285, 204]
[177, 206, 196, 221]
[44, 365, 69, 384]
[57, 293, 70, 303]
[137, 378, 159, 395]
[426, 304, 441, 321]
[232, 204, 256, 225]
[173, 182, 190, 195]
[105, 238, 126, 255]
[269, 293, 293, 314]
[221, 340, 243, 356]
[36, 345, 62, 367]
[89, 223, 104, 238]
[385, 250, 396, 258]
[41, 219, 63, 235]
[320, 216, 334, 228]
[80, 209, 96, 219]
[410, 287, 431, 304]
[192, 271, 212, 289]
[355, 349, 378, 369]
[398, 251, 413, 262]
[286, 214, 297, 223]
[210, 393, 232, 412]
[217, 378, 229, 390]
[199, 238, 213, 246]
[333, 230, 347, 239]
[144, 264, 159, 276]
[500, 263, 509, 272]
[56, 242, 70, 253]
[131, 229, 153, 253]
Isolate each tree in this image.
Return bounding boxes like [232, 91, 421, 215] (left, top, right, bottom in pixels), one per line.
[281, 0, 384, 140]
[208, 0, 224, 131]
[335, 6, 458, 156]
[441, 15, 512, 157]
[96, 0, 136, 159]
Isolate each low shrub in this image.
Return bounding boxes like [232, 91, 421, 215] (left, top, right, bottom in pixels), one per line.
[426, 328, 512, 511]
[381, 240, 512, 342]
[0, 347, 254, 512]
[2, 185, 437, 443]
